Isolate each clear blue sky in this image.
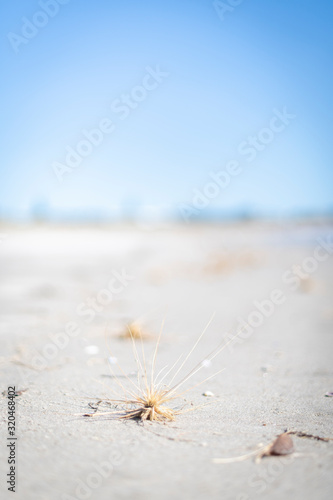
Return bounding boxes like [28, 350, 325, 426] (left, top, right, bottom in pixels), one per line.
[1, 0, 332, 220]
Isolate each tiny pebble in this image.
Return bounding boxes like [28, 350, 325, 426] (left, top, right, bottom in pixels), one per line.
[203, 391, 214, 397]
[108, 356, 118, 365]
[84, 345, 99, 355]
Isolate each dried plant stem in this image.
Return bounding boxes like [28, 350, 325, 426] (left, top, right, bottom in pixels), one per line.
[84, 316, 245, 422]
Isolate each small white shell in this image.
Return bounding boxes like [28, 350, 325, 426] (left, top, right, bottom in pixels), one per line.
[84, 345, 99, 355]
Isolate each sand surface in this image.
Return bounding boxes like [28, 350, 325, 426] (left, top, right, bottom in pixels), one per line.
[0, 221, 332, 500]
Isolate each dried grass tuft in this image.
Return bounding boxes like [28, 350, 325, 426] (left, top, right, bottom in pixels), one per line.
[84, 315, 239, 423]
[118, 322, 151, 341]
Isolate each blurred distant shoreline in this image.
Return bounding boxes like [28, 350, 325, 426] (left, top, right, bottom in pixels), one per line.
[1, 213, 332, 230]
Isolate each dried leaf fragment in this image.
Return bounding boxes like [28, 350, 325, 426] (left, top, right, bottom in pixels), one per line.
[2, 388, 28, 397]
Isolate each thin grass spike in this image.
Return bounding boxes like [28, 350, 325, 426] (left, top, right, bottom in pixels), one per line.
[84, 317, 242, 422]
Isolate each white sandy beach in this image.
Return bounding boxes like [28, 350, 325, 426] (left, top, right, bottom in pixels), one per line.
[0, 220, 332, 500]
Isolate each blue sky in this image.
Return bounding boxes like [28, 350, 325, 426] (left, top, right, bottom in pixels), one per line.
[1, 0, 332, 220]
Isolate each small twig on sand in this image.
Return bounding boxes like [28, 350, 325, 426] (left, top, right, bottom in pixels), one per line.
[2, 388, 28, 397]
[286, 430, 333, 442]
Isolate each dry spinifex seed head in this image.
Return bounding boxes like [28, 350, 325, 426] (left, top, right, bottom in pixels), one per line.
[118, 321, 151, 341]
[84, 315, 236, 422]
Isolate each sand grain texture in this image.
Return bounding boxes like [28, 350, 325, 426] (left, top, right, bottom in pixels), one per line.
[0, 221, 332, 500]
